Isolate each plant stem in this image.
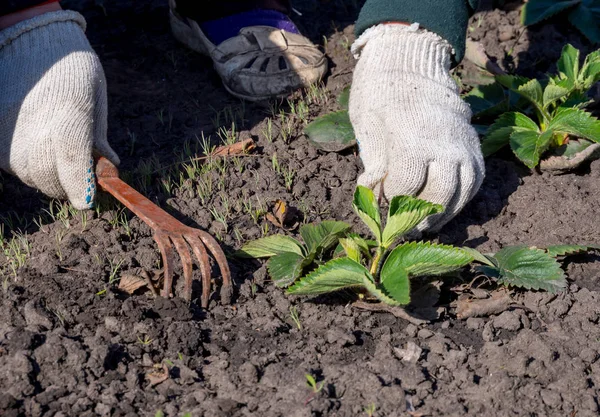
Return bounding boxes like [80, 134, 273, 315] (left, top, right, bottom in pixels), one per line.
[370, 247, 385, 277]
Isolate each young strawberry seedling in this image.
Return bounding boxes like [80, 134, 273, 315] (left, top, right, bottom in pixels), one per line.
[481, 44, 600, 169]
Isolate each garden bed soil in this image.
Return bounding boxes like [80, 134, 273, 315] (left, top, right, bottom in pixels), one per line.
[1, 1, 599, 416]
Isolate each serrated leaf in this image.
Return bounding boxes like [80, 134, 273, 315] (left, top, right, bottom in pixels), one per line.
[361, 275, 403, 306]
[557, 43, 580, 82]
[381, 196, 443, 248]
[304, 110, 356, 152]
[510, 129, 552, 169]
[548, 108, 600, 142]
[464, 82, 510, 118]
[521, 0, 579, 25]
[569, 3, 600, 44]
[300, 220, 351, 256]
[482, 112, 539, 156]
[339, 237, 362, 263]
[581, 50, 600, 86]
[286, 257, 370, 295]
[516, 79, 544, 108]
[496, 74, 531, 91]
[462, 247, 497, 267]
[267, 252, 306, 287]
[487, 245, 567, 293]
[376, 268, 410, 305]
[381, 242, 474, 279]
[546, 244, 600, 257]
[237, 235, 304, 258]
[352, 186, 382, 242]
[543, 84, 570, 109]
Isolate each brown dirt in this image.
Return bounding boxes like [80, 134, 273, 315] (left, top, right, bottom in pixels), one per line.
[1, 1, 599, 416]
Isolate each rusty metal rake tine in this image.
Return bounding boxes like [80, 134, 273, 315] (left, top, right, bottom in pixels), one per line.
[154, 234, 175, 298]
[170, 236, 194, 301]
[185, 235, 212, 308]
[197, 230, 233, 302]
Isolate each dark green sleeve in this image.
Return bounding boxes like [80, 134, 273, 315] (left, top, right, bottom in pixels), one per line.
[355, 0, 479, 64]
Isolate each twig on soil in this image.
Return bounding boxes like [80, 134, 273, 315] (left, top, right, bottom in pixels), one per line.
[352, 301, 429, 325]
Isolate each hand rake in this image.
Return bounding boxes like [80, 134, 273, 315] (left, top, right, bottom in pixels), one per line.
[95, 156, 232, 308]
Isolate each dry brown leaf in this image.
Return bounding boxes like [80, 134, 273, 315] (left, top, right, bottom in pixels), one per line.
[265, 199, 299, 230]
[118, 274, 148, 294]
[146, 363, 169, 387]
[455, 289, 513, 319]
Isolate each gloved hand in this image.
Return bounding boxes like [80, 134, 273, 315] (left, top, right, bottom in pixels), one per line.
[349, 24, 485, 232]
[0, 10, 119, 209]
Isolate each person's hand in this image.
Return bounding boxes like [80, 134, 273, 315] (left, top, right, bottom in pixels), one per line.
[349, 24, 485, 232]
[0, 10, 119, 209]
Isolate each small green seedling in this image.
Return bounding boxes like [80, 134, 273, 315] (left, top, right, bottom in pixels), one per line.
[138, 335, 153, 346]
[364, 403, 377, 417]
[287, 186, 474, 305]
[238, 220, 351, 287]
[481, 44, 600, 169]
[521, 0, 600, 44]
[289, 306, 302, 330]
[305, 374, 325, 393]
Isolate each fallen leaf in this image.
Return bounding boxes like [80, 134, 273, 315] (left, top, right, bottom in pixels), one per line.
[118, 274, 148, 294]
[265, 199, 299, 230]
[393, 341, 423, 363]
[454, 289, 513, 319]
[146, 363, 169, 387]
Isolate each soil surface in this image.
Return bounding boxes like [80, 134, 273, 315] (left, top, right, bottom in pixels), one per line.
[1, 1, 600, 416]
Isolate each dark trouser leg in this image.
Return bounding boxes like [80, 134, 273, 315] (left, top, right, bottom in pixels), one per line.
[173, 0, 292, 22]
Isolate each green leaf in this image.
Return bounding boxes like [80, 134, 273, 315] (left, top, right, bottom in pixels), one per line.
[381, 196, 444, 248]
[516, 79, 544, 108]
[496, 74, 531, 91]
[304, 110, 356, 152]
[286, 257, 370, 295]
[521, 0, 580, 25]
[482, 112, 539, 156]
[569, 2, 600, 44]
[377, 268, 410, 305]
[543, 84, 570, 109]
[267, 252, 306, 287]
[237, 235, 304, 258]
[546, 244, 600, 257]
[361, 275, 403, 306]
[580, 50, 600, 86]
[486, 245, 567, 293]
[510, 129, 552, 169]
[381, 241, 474, 279]
[464, 82, 510, 118]
[339, 237, 362, 263]
[337, 85, 350, 110]
[462, 247, 497, 267]
[548, 108, 600, 142]
[300, 220, 351, 256]
[352, 186, 382, 242]
[557, 43, 580, 82]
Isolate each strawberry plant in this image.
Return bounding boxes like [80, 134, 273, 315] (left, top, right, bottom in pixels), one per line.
[481, 44, 600, 168]
[521, 0, 600, 44]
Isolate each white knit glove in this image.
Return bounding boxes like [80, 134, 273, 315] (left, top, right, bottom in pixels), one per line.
[349, 24, 485, 232]
[0, 11, 119, 209]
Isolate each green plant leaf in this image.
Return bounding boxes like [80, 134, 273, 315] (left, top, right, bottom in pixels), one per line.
[543, 84, 570, 109]
[516, 79, 544, 108]
[304, 110, 356, 152]
[548, 108, 600, 142]
[510, 129, 552, 169]
[352, 186, 382, 242]
[462, 247, 497, 267]
[486, 245, 567, 293]
[375, 267, 410, 305]
[557, 43, 580, 82]
[546, 244, 600, 257]
[339, 237, 362, 263]
[287, 257, 370, 295]
[361, 274, 403, 306]
[237, 235, 304, 258]
[381, 196, 444, 248]
[580, 50, 600, 87]
[496, 74, 531, 91]
[267, 252, 306, 287]
[464, 82, 510, 118]
[482, 112, 539, 156]
[381, 242, 474, 279]
[337, 85, 350, 110]
[300, 220, 351, 256]
[521, 0, 580, 25]
[568, 2, 600, 44]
